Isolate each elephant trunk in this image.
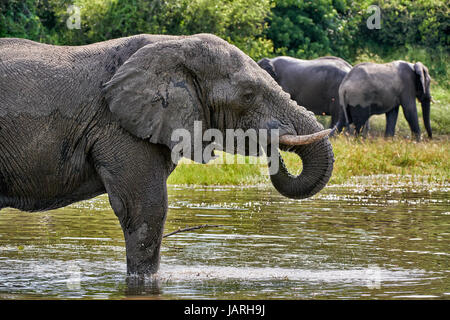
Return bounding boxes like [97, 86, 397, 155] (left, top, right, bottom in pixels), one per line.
[421, 99, 432, 138]
[268, 117, 334, 199]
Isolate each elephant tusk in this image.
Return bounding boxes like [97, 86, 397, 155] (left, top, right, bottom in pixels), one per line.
[431, 97, 436, 104]
[279, 128, 334, 146]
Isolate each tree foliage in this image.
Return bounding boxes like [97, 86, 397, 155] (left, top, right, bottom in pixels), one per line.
[358, 0, 449, 50]
[0, 0, 273, 60]
[266, 0, 448, 61]
[0, 0, 448, 74]
[266, 0, 362, 60]
[0, 0, 47, 40]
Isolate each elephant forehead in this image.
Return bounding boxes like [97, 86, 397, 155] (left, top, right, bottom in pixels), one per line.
[231, 62, 277, 87]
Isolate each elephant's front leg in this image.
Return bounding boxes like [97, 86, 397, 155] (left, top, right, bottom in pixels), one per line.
[94, 140, 172, 275]
[109, 177, 168, 275]
[123, 204, 167, 275]
[105, 173, 168, 275]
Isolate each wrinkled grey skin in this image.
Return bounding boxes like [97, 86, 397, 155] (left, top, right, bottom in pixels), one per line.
[339, 61, 432, 140]
[0, 34, 334, 275]
[258, 56, 352, 131]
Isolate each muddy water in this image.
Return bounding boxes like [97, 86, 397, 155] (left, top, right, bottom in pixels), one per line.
[0, 183, 448, 299]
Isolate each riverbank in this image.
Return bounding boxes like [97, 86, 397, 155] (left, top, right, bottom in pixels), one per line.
[167, 135, 449, 186]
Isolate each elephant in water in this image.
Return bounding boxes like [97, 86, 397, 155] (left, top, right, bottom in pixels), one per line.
[0, 34, 334, 275]
[338, 61, 432, 140]
[257, 56, 352, 131]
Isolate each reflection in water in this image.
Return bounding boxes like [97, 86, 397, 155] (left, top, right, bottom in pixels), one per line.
[0, 182, 448, 299]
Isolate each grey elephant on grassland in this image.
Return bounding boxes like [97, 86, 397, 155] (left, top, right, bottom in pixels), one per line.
[257, 56, 352, 131]
[0, 34, 334, 275]
[338, 60, 432, 140]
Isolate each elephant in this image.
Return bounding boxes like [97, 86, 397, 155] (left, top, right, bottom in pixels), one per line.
[338, 61, 432, 140]
[0, 34, 334, 275]
[257, 56, 352, 131]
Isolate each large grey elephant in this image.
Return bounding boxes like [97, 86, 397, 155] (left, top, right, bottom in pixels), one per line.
[0, 34, 334, 275]
[257, 56, 352, 131]
[338, 61, 432, 140]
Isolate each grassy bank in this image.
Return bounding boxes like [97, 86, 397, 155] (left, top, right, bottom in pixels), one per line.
[168, 135, 449, 186]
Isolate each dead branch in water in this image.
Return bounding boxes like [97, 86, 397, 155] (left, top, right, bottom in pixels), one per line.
[163, 224, 224, 238]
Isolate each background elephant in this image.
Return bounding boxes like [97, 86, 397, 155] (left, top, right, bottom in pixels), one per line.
[0, 34, 334, 275]
[257, 56, 352, 131]
[338, 61, 432, 140]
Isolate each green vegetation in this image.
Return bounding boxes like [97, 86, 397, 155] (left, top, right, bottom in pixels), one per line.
[0, 0, 274, 60]
[1, 1, 448, 71]
[1, 0, 448, 186]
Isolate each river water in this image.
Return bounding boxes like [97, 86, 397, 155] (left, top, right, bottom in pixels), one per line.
[0, 180, 448, 299]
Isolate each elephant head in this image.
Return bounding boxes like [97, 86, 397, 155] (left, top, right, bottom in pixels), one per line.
[414, 62, 432, 138]
[103, 34, 334, 199]
[257, 58, 278, 81]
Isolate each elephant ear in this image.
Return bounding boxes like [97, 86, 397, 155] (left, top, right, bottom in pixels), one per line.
[258, 58, 277, 81]
[103, 39, 204, 160]
[414, 62, 430, 99]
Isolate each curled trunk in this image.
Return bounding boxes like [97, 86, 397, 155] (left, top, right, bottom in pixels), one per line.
[268, 137, 334, 200]
[261, 94, 335, 199]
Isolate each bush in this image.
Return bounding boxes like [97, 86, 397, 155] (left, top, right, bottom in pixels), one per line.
[161, 0, 274, 60]
[0, 0, 47, 41]
[265, 0, 363, 61]
[358, 0, 449, 50]
[5, 0, 273, 60]
[0, 0, 448, 79]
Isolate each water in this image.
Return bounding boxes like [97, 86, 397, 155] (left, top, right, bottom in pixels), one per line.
[0, 181, 448, 299]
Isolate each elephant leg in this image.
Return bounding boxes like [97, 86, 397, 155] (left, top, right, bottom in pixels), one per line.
[354, 123, 364, 136]
[351, 106, 370, 137]
[335, 116, 345, 134]
[329, 116, 337, 130]
[401, 100, 421, 140]
[93, 139, 172, 275]
[106, 175, 168, 275]
[385, 106, 399, 137]
[335, 105, 350, 134]
[330, 103, 339, 129]
[352, 116, 367, 137]
[362, 119, 370, 137]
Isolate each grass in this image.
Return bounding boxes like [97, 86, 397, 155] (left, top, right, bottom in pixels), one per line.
[167, 135, 450, 186]
[328, 135, 449, 185]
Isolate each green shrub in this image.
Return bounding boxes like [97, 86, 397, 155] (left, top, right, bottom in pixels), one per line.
[11, 0, 273, 60]
[0, 0, 47, 41]
[359, 0, 449, 50]
[266, 0, 363, 61]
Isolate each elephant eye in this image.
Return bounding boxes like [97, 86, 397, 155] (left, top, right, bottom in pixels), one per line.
[243, 92, 255, 104]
